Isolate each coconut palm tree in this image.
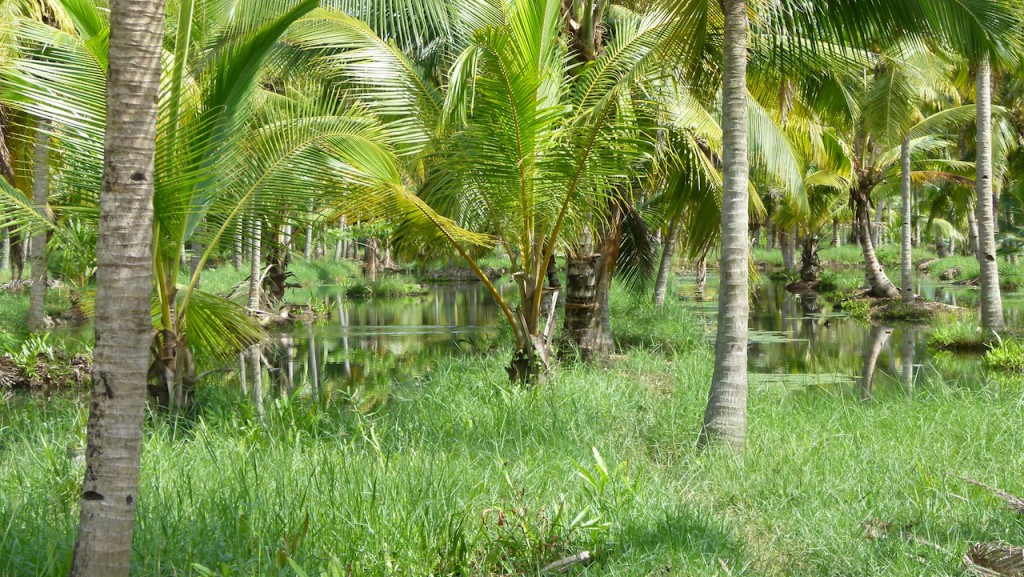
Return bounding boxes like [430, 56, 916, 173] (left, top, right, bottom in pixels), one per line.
[698, 0, 748, 449]
[68, 0, 163, 575]
[0, 0, 413, 409]
[289, 0, 665, 380]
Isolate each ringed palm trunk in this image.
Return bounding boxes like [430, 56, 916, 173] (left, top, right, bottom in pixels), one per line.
[975, 55, 1004, 333]
[653, 214, 681, 308]
[967, 208, 980, 257]
[563, 203, 620, 364]
[853, 185, 899, 298]
[248, 218, 262, 311]
[70, 0, 164, 573]
[27, 122, 50, 332]
[900, 137, 913, 304]
[699, 0, 748, 450]
[694, 251, 708, 298]
[1, 227, 9, 274]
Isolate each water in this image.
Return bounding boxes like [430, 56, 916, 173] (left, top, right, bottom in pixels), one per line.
[678, 271, 1001, 399]
[253, 283, 509, 407]
[245, 271, 1015, 405]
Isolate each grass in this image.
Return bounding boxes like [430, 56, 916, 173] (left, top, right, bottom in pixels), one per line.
[925, 256, 1024, 289]
[199, 258, 426, 302]
[928, 315, 988, 352]
[2, 293, 1024, 576]
[984, 338, 1024, 372]
[752, 245, 938, 270]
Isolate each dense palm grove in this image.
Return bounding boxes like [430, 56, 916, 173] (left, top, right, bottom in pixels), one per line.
[1, 0, 1024, 575]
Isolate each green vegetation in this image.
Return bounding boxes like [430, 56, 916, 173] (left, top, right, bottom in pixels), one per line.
[925, 257, 1024, 289]
[983, 338, 1024, 372]
[752, 246, 939, 270]
[2, 314, 1022, 576]
[928, 315, 988, 352]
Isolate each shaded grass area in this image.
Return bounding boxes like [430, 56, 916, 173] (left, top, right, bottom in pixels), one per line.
[2, 299, 1023, 576]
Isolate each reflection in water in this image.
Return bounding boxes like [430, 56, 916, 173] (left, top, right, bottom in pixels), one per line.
[231, 271, 1011, 409]
[901, 328, 915, 398]
[242, 284, 509, 409]
[860, 325, 892, 400]
[682, 273, 995, 398]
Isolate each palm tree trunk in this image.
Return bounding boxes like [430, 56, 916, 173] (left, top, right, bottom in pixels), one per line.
[832, 218, 841, 247]
[799, 232, 820, 282]
[854, 186, 899, 298]
[232, 220, 243, 271]
[27, 122, 50, 332]
[1, 227, 9, 274]
[70, 0, 164, 573]
[248, 218, 262, 312]
[653, 214, 681, 308]
[780, 228, 795, 271]
[364, 236, 378, 280]
[975, 55, 1004, 333]
[871, 200, 885, 248]
[968, 208, 980, 257]
[695, 252, 708, 298]
[249, 345, 264, 417]
[334, 218, 344, 261]
[900, 137, 914, 304]
[10, 230, 23, 280]
[700, 0, 748, 450]
[304, 207, 313, 260]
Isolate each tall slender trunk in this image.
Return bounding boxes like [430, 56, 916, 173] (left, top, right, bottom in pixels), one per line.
[900, 137, 914, 304]
[28, 122, 50, 332]
[653, 214, 680, 308]
[975, 55, 1004, 333]
[249, 345, 264, 417]
[334, 218, 344, 261]
[854, 186, 899, 298]
[232, 220, 243, 270]
[248, 218, 262, 311]
[695, 252, 708, 298]
[10, 231, 23, 280]
[1, 227, 9, 274]
[871, 200, 885, 248]
[700, 0, 748, 450]
[304, 206, 313, 260]
[364, 236, 378, 281]
[832, 218, 841, 247]
[70, 0, 164, 573]
[968, 208, 980, 257]
[780, 227, 795, 271]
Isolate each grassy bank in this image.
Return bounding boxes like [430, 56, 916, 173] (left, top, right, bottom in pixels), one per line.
[2, 298, 1022, 576]
[752, 245, 938, 269]
[924, 256, 1024, 289]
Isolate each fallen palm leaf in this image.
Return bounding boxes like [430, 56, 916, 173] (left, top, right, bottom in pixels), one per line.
[964, 542, 1024, 577]
[961, 477, 1024, 515]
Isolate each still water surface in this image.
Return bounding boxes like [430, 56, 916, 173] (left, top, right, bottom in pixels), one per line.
[266, 271, 1012, 405]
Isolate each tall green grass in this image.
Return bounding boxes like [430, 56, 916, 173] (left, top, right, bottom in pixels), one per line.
[2, 307, 1023, 576]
